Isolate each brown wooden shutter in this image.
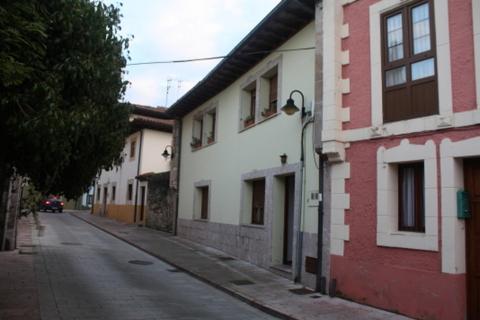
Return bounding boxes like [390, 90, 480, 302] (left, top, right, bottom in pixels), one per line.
[251, 179, 265, 225]
[269, 74, 278, 112]
[201, 187, 209, 220]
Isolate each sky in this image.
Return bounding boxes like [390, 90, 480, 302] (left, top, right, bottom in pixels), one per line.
[105, 0, 281, 107]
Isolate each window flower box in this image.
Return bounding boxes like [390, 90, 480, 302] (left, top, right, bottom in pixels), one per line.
[244, 115, 255, 127]
[190, 137, 202, 148]
[261, 108, 276, 118]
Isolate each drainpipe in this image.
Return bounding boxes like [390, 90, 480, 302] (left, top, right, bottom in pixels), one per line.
[173, 119, 182, 236]
[294, 118, 314, 283]
[316, 154, 326, 293]
[314, 0, 326, 294]
[133, 129, 144, 223]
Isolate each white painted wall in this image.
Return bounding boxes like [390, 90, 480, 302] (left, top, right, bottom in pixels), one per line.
[178, 22, 319, 234]
[140, 129, 172, 175]
[96, 129, 172, 206]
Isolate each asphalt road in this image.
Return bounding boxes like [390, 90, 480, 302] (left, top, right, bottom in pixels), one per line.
[33, 212, 277, 320]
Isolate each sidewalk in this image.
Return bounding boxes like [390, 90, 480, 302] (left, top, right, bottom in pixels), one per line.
[71, 211, 410, 320]
[0, 215, 40, 320]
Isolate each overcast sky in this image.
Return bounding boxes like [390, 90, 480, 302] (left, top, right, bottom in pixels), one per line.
[107, 0, 281, 107]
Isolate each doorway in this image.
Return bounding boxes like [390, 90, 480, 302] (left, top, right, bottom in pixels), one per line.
[464, 158, 480, 319]
[283, 175, 295, 265]
[139, 186, 146, 222]
[102, 187, 107, 216]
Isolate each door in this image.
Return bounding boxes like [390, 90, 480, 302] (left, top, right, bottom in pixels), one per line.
[102, 187, 107, 216]
[464, 158, 480, 319]
[283, 175, 295, 265]
[139, 186, 146, 222]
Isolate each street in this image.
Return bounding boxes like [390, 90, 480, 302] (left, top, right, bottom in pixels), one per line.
[33, 212, 277, 320]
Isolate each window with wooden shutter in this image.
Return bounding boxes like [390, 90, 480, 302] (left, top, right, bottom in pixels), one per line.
[200, 186, 209, 220]
[382, 0, 438, 123]
[251, 179, 265, 225]
[269, 74, 278, 112]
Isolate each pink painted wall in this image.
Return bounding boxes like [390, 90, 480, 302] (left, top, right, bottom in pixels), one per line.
[335, 2, 479, 318]
[342, 0, 476, 131]
[336, 128, 480, 320]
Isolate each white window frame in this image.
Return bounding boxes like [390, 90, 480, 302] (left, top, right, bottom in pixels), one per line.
[369, 0, 453, 128]
[193, 180, 211, 220]
[238, 56, 282, 131]
[376, 139, 438, 251]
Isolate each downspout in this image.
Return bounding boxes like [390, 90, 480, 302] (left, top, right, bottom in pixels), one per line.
[173, 119, 182, 236]
[314, 0, 326, 294]
[294, 117, 314, 283]
[133, 129, 144, 223]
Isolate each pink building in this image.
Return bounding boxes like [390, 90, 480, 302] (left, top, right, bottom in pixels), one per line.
[319, 0, 480, 319]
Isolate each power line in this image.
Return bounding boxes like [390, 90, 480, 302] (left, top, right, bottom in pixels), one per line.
[126, 46, 315, 66]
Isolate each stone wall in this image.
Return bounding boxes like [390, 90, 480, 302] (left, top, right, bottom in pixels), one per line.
[145, 172, 175, 233]
[177, 219, 271, 269]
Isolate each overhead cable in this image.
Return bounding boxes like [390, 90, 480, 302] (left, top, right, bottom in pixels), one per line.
[126, 46, 315, 66]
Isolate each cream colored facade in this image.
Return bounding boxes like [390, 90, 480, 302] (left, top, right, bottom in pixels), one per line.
[93, 129, 172, 224]
[177, 22, 319, 286]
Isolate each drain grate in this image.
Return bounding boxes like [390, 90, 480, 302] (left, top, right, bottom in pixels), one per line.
[310, 295, 322, 299]
[167, 268, 183, 273]
[289, 288, 314, 295]
[128, 260, 153, 266]
[230, 279, 255, 286]
[217, 256, 235, 261]
[61, 242, 82, 246]
[119, 231, 129, 234]
[19, 250, 37, 255]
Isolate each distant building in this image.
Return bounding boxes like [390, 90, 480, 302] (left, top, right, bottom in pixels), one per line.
[92, 105, 173, 225]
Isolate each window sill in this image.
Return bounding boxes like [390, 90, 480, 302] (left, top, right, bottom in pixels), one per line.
[239, 112, 279, 133]
[191, 140, 217, 152]
[240, 223, 265, 229]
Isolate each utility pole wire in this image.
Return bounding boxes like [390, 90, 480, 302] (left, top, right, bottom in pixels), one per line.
[126, 46, 315, 66]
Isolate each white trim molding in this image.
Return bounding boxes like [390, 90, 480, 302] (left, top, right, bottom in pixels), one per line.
[321, 0, 347, 162]
[439, 137, 480, 274]
[473, 0, 480, 109]
[330, 162, 351, 256]
[376, 139, 438, 251]
[369, 0, 453, 131]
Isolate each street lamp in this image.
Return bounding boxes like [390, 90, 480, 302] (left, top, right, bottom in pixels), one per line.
[281, 89, 311, 119]
[162, 145, 174, 159]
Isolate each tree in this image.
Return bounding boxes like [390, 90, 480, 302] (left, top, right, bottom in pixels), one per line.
[0, 0, 131, 198]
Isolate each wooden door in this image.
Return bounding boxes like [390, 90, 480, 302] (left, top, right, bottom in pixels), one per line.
[283, 175, 294, 265]
[102, 187, 107, 216]
[464, 158, 480, 319]
[139, 186, 146, 221]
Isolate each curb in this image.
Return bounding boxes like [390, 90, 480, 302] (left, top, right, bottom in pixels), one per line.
[69, 212, 296, 320]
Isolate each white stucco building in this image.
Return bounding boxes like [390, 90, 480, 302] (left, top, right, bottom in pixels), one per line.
[93, 105, 173, 225]
[168, 1, 321, 288]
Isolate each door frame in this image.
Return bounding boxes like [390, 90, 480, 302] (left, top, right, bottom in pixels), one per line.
[464, 157, 480, 319]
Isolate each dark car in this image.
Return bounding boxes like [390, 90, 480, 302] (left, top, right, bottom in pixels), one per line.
[39, 197, 64, 213]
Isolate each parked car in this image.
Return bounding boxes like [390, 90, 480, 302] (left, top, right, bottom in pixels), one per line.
[39, 197, 64, 213]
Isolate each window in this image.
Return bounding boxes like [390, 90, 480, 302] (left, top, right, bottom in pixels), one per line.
[127, 182, 133, 201]
[251, 179, 265, 225]
[382, 0, 437, 122]
[194, 181, 211, 220]
[205, 109, 217, 144]
[398, 163, 425, 232]
[200, 186, 209, 220]
[130, 139, 136, 158]
[191, 106, 217, 149]
[111, 185, 116, 202]
[96, 186, 101, 201]
[191, 116, 203, 149]
[244, 84, 256, 128]
[260, 67, 278, 118]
